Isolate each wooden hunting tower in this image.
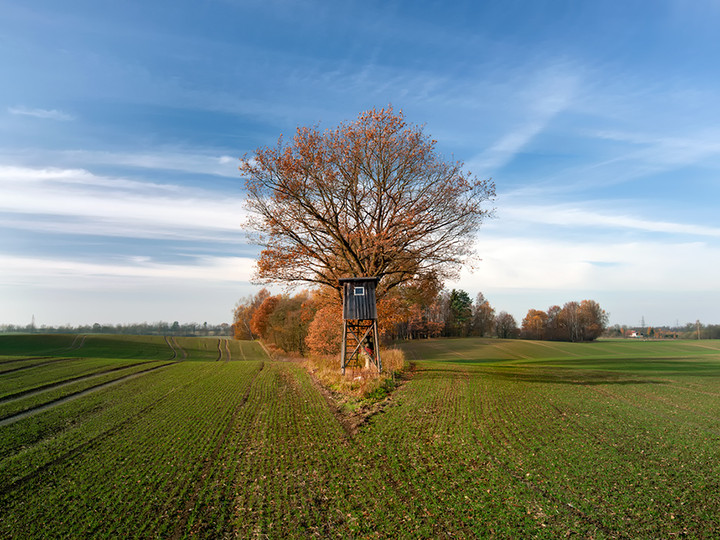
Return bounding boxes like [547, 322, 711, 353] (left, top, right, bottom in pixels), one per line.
[339, 277, 381, 374]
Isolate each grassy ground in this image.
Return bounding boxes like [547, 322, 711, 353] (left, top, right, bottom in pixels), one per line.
[1, 334, 719, 538]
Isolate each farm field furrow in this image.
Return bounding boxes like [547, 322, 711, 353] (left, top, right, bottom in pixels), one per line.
[0, 360, 176, 423]
[0, 357, 156, 400]
[1, 334, 719, 538]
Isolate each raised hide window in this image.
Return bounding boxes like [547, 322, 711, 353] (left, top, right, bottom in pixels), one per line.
[354, 286, 365, 296]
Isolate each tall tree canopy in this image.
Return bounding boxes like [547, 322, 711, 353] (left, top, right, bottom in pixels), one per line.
[241, 107, 495, 299]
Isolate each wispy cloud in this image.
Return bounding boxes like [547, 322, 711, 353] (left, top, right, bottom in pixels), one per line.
[500, 203, 720, 238]
[54, 150, 242, 178]
[8, 106, 74, 121]
[0, 254, 254, 286]
[591, 129, 720, 171]
[467, 64, 581, 172]
[0, 149, 242, 178]
[0, 165, 246, 241]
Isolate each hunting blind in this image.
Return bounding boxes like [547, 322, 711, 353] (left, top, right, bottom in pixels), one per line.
[339, 277, 381, 374]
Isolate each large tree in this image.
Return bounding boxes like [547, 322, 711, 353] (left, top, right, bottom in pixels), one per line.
[241, 107, 495, 299]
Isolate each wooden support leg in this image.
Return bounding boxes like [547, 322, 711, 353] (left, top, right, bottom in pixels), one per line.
[373, 320, 382, 373]
[341, 321, 347, 375]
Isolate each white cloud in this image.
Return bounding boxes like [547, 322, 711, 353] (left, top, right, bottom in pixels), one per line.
[500, 203, 720, 238]
[0, 165, 247, 241]
[456, 236, 720, 293]
[8, 106, 74, 121]
[591, 129, 720, 171]
[52, 149, 241, 178]
[0, 149, 242, 178]
[0, 254, 255, 287]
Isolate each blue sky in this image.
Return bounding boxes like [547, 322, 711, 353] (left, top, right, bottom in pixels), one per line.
[2, 0, 720, 327]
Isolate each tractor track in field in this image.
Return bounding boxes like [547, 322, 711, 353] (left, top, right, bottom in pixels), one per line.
[171, 361, 265, 539]
[165, 336, 187, 360]
[0, 335, 86, 370]
[0, 378, 191, 494]
[67, 334, 87, 351]
[0, 336, 86, 368]
[0, 362, 177, 427]
[0, 356, 76, 375]
[0, 356, 54, 366]
[215, 338, 232, 361]
[0, 361, 159, 404]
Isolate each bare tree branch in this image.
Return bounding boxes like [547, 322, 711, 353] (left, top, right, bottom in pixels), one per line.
[240, 106, 495, 298]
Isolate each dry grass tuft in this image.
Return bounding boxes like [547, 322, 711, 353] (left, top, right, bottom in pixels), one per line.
[304, 347, 409, 402]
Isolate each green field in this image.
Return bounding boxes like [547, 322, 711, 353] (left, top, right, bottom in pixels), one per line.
[1, 335, 719, 538]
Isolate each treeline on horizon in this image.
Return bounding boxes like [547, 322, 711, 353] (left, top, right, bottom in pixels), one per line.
[605, 322, 720, 340]
[232, 284, 614, 357]
[0, 321, 232, 336]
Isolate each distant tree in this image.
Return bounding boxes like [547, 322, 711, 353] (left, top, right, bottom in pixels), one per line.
[447, 289, 473, 337]
[241, 106, 495, 300]
[424, 293, 447, 338]
[545, 305, 562, 341]
[250, 295, 280, 340]
[521, 309, 548, 340]
[542, 300, 608, 342]
[558, 301, 581, 342]
[266, 292, 314, 354]
[495, 311, 519, 339]
[406, 304, 427, 339]
[376, 275, 444, 340]
[233, 288, 271, 340]
[471, 293, 495, 337]
[577, 299, 608, 341]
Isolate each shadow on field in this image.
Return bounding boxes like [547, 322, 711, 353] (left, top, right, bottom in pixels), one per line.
[416, 364, 667, 386]
[487, 370, 666, 386]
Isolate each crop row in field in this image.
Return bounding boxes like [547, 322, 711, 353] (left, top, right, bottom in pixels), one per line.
[0, 360, 173, 422]
[0, 334, 267, 362]
[1, 335, 719, 537]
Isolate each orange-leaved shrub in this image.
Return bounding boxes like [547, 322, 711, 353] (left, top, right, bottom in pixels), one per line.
[305, 304, 343, 356]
